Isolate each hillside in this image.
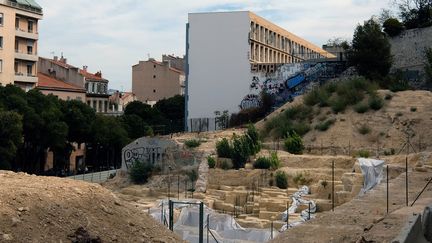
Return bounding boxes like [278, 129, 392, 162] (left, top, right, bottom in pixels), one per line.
[0, 171, 182, 242]
[258, 90, 432, 155]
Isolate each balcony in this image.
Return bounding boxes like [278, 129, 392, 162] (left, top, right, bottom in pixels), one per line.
[15, 49, 38, 61]
[14, 73, 37, 83]
[15, 28, 38, 40]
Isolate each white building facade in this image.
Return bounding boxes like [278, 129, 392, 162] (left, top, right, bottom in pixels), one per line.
[185, 11, 334, 131]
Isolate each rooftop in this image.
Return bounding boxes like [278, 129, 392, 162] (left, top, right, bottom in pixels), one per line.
[1, 0, 43, 14]
[37, 73, 86, 93]
[80, 69, 108, 82]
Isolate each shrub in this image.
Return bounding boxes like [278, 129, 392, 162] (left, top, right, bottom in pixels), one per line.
[231, 135, 251, 169]
[354, 103, 369, 113]
[329, 96, 347, 113]
[245, 124, 261, 155]
[185, 139, 201, 148]
[358, 124, 371, 135]
[275, 171, 288, 189]
[129, 160, 153, 184]
[410, 107, 417, 112]
[292, 122, 311, 136]
[368, 95, 384, 110]
[269, 152, 281, 170]
[315, 118, 336, 131]
[357, 150, 370, 158]
[384, 94, 393, 100]
[293, 172, 313, 186]
[284, 131, 304, 154]
[253, 157, 272, 169]
[216, 138, 232, 158]
[383, 18, 404, 37]
[321, 180, 328, 188]
[220, 159, 233, 170]
[384, 148, 396, 156]
[207, 156, 216, 168]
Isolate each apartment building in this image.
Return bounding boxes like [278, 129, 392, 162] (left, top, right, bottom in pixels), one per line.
[81, 67, 110, 113]
[186, 11, 334, 129]
[0, 0, 42, 91]
[37, 72, 86, 101]
[132, 57, 185, 105]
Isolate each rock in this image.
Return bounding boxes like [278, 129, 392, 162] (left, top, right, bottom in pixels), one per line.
[17, 207, 29, 212]
[11, 217, 20, 227]
[2, 234, 13, 241]
[101, 205, 113, 215]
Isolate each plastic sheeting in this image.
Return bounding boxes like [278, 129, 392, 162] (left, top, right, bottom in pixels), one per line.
[358, 158, 385, 195]
[280, 186, 316, 231]
[149, 199, 275, 243]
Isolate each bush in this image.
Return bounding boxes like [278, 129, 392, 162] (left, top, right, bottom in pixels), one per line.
[383, 18, 404, 37]
[185, 139, 201, 148]
[269, 152, 281, 170]
[219, 159, 233, 170]
[245, 124, 261, 155]
[231, 135, 251, 169]
[358, 124, 371, 135]
[253, 157, 272, 169]
[368, 95, 384, 110]
[293, 172, 313, 186]
[284, 131, 304, 154]
[275, 171, 288, 189]
[357, 150, 370, 158]
[207, 156, 216, 168]
[354, 103, 369, 113]
[129, 161, 153, 184]
[315, 118, 336, 131]
[329, 96, 348, 113]
[216, 138, 232, 158]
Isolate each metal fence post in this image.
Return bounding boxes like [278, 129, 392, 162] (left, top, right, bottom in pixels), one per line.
[308, 202, 311, 220]
[386, 165, 389, 214]
[271, 221, 274, 239]
[199, 202, 204, 243]
[207, 214, 209, 243]
[405, 157, 409, 206]
[332, 160, 335, 211]
[169, 200, 174, 231]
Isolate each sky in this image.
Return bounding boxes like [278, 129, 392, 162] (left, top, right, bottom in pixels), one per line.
[36, 0, 392, 91]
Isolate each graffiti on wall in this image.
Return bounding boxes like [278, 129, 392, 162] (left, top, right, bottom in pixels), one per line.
[241, 61, 347, 110]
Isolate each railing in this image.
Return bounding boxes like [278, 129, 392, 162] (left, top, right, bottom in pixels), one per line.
[1, 0, 42, 14]
[67, 169, 117, 184]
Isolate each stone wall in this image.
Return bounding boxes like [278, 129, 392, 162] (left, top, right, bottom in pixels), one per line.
[389, 26, 432, 87]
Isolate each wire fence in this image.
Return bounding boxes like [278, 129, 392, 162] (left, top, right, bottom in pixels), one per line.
[67, 169, 117, 184]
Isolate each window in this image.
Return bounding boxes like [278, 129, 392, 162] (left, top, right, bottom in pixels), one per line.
[153, 89, 156, 93]
[0, 13, 3, 26]
[98, 100, 102, 112]
[0, 36, 3, 48]
[27, 45, 33, 54]
[28, 21, 33, 33]
[26, 64, 32, 76]
[92, 100, 97, 110]
[0, 60, 2, 73]
[154, 65, 156, 68]
[14, 62, 18, 74]
[153, 75, 156, 79]
[15, 18, 19, 29]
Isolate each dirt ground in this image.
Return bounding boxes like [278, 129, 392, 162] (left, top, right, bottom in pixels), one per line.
[0, 171, 183, 243]
[258, 90, 432, 155]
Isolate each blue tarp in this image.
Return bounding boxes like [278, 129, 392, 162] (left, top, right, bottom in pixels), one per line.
[286, 74, 305, 89]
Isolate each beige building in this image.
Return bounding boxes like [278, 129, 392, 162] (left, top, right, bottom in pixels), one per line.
[248, 12, 334, 64]
[81, 68, 110, 113]
[37, 72, 86, 101]
[132, 57, 185, 105]
[109, 91, 136, 113]
[0, 0, 42, 91]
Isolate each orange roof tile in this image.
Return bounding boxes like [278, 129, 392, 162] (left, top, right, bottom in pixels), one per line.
[79, 69, 108, 82]
[37, 73, 86, 92]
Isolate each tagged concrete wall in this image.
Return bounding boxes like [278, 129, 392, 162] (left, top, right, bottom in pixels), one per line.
[121, 137, 203, 173]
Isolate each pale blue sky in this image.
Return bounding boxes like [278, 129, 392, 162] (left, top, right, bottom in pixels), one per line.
[36, 0, 392, 91]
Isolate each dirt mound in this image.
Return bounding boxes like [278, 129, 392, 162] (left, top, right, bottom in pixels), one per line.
[0, 171, 183, 242]
[258, 90, 432, 154]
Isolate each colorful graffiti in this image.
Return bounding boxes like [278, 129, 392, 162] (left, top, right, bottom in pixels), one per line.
[241, 61, 347, 110]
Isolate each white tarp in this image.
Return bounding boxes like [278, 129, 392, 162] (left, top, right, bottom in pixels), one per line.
[358, 158, 385, 194]
[280, 186, 316, 231]
[149, 199, 275, 243]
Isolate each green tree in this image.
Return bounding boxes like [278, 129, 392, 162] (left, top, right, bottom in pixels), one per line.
[347, 19, 393, 80]
[154, 95, 185, 133]
[0, 111, 23, 170]
[397, 0, 432, 29]
[383, 18, 405, 36]
[284, 131, 304, 155]
[124, 101, 168, 134]
[121, 114, 153, 140]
